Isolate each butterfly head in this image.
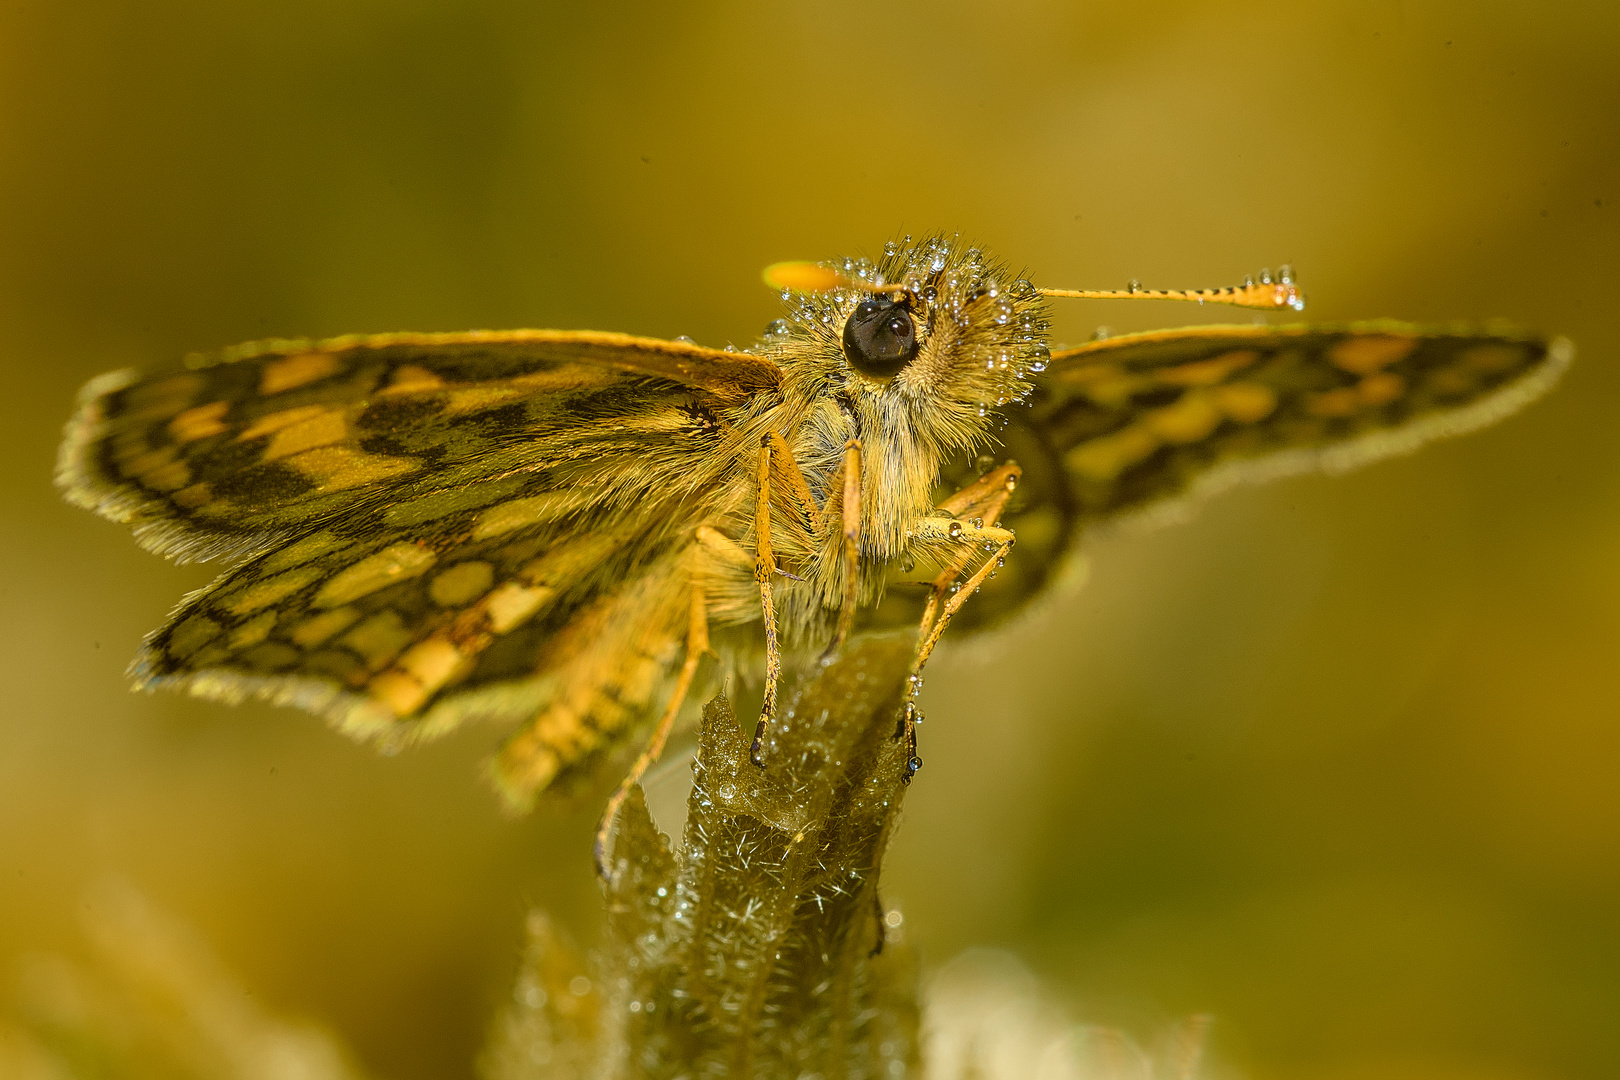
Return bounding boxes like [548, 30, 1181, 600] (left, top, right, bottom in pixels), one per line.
[762, 236, 1052, 456]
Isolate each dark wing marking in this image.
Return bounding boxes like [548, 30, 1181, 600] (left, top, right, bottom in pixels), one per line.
[58, 330, 781, 563]
[129, 425, 716, 807]
[917, 322, 1570, 633]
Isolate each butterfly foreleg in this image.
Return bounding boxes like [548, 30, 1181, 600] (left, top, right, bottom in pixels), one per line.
[821, 438, 863, 661]
[898, 463, 1022, 777]
[751, 436, 782, 767]
[595, 577, 711, 879]
[914, 462, 1022, 651]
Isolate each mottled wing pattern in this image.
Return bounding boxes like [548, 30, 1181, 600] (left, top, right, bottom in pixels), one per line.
[58, 330, 779, 562]
[932, 322, 1570, 631]
[60, 330, 781, 806]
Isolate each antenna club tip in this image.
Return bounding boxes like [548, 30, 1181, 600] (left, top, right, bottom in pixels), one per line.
[762, 261, 847, 293]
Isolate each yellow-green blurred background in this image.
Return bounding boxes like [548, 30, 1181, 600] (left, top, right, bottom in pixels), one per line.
[2, 1, 1616, 1077]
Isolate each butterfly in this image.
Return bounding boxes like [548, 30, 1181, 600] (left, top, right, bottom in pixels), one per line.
[57, 235, 1569, 870]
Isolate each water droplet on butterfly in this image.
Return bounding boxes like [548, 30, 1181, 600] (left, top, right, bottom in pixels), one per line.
[764, 318, 790, 339]
[1127, 278, 1142, 294]
[1279, 263, 1294, 284]
[977, 402, 989, 417]
[674, 335, 696, 345]
[1260, 267, 1273, 284]
[1092, 326, 1112, 341]
[974, 454, 996, 475]
[947, 521, 963, 539]
[901, 555, 916, 573]
[883, 240, 900, 257]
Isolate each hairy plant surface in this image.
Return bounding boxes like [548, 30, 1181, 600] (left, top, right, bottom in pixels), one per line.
[484, 630, 922, 1080]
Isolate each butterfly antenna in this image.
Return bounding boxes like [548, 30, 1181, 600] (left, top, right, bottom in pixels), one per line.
[1039, 267, 1305, 311]
[763, 260, 1305, 312]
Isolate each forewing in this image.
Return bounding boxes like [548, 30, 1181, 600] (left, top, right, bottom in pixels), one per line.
[58, 329, 779, 562]
[923, 323, 1569, 632]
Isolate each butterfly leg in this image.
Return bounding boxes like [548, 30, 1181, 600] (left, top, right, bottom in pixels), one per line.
[594, 580, 711, 878]
[914, 462, 1022, 644]
[751, 436, 782, 767]
[899, 463, 1022, 778]
[821, 438, 863, 662]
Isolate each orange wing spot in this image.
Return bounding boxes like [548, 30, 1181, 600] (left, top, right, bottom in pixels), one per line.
[472, 492, 574, 539]
[237, 405, 328, 442]
[171, 482, 213, 509]
[485, 582, 556, 633]
[1460, 343, 1525, 372]
[369, 639, 472, 716]
[379, 364, 446, 394]
[1357, 372, 1406, 406]
[167, 401, 230, 444]
[290, 606, 362, 647]
[444, 385, 525, 415]
[337, 611, 413, 673]
[429, 561, 495, 607]
[1065, 425, 1161, 480]
[167, 614, 222, 661]
[143, 458, 192, 493]
[1329, 334, 1417, 374]
[287, 445, 419, 492]
[1307, 387, 1363, 417]
[1155, 350, 1260, 387]
[121, 445, 177, 478]
[315, 543, 437, 608]
[223, 567, 322, 615]
[1211, 382, 1277, 423]
[262, 409, 349, 462]
[126, 374, 204, 417]
[1426, 368, 1478, 396]
[229, 611, 277, 651]
[1145, 392, 1222, 443]
[260, 351, 340, 395]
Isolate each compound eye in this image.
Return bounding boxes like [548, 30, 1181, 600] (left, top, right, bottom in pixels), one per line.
[842, 296, 918, 378]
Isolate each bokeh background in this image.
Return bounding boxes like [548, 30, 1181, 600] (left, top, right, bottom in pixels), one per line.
[2, 1, 1616, 1077]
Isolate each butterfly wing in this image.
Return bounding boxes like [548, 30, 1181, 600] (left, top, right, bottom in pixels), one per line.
[61, 330, 780, 806]
[58, 329, 779, 562]
[929, 323, 1571, 631]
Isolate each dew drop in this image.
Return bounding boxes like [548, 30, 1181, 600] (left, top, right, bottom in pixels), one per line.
[764, 318, 790, 339]
[1279, 263, 1294, 284]
[1092, 326, 1112, 341]
[1127, 278, 1142, 294]
[674, 335, 697, 345]
[947, 521, 964, 539]
[883, 240, 900, 257]
[974, 453, 996, 475]
[1260, 267, 1273, 284]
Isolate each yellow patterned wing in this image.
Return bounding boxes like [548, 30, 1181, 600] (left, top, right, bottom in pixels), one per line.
[59, 330, 781, 806]
[58, 329, 779, 563]
[931, 322, 1570, 630]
